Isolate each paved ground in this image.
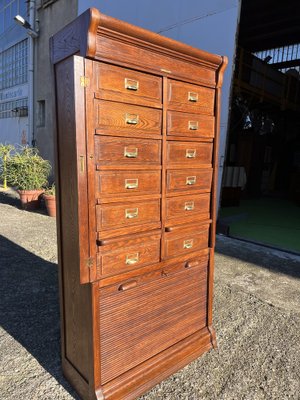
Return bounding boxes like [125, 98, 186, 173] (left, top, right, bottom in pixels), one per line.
[1, 189, 300, 400]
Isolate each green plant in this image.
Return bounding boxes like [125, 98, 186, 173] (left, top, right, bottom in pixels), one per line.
[5, 146, 51, 190]
[44, 183, 56, 196]
[0, 143, 15, 190]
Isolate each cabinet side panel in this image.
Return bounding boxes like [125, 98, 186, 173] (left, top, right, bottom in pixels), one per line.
[55, 56, 92, 382]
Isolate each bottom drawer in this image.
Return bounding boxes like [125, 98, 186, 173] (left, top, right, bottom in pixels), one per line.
[99, 261, 208, 384]
[97, 233, 161, 277]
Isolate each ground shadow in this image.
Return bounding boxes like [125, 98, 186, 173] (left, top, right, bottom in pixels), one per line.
[0, 190, 48, 216]
[0, 234, 80, 399]
[216, 234, 300, 280]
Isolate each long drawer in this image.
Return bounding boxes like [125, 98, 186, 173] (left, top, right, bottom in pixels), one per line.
[95, 136, 161, 166]
[163, 224, 210, 259]
[97, 233, 161, 277]
[95, 62, 162, 107]
[167, 79, 215, 115]
[167, 110, 214, 138]
[96, 100, 162, 136]
[99, 261, 208, 384]
[166, 168, 212, 193]
[167, 141, 213, 167]
[96, 170, 161, 197]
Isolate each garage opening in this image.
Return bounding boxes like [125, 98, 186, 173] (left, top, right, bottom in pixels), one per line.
[218, 0, 300, 254]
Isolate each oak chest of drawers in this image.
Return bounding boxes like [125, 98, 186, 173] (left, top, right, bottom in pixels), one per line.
[51, 8, 227, 400]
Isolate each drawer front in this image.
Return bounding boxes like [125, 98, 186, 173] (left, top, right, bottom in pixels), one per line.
[95, 136, 161, 166]
[96, 63, 162, 106]
[164, 225, 210, 259]
[99, 263, 207, 383]
[167, 169, 212, 193]
[96, 170, 161, 196]
[166, 193, 210, 221]
[168, 79, 215, 114]
[167, 111, 214, 138]
[96, 199, 160, 231]
[167, 141, 213, 167]
[96, 100, 162, 135]
[98, 236, 160, 277]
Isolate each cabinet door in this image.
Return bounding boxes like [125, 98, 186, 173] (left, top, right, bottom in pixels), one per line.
[98, 263, 207, 384]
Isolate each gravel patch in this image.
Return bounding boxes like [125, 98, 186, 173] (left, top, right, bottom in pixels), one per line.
[1, 190, 299, 399]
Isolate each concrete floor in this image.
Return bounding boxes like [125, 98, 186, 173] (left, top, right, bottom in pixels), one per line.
[0, 190, 300, 400]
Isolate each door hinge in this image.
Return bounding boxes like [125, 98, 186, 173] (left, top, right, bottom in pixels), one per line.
[86, 257, 94, 269]
[80, 76, 90, 87]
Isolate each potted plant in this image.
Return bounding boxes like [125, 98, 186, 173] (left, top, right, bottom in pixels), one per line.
[44, 183, 56, 217]
[5, 146, 51, 210]
[0, 143, 15, 190]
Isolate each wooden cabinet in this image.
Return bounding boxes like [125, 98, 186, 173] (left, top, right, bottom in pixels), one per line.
[51, 8, 227, 400]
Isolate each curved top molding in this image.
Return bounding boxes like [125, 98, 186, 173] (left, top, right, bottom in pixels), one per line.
[51, 8, 223, 69]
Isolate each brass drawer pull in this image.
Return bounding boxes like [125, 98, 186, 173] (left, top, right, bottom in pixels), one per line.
[125, 113, 139, 125]
[118, 280, 138, 291]
[186, 176, 196, 185]
[124, 147, 138, 158]
[184, 201, 194, 211]
[125, 253, 139, 265]
[125, 208, 138, 219]
[183, 239, 194, 249]
[186, 149, 196, 158]
[188, 121, 198, 130]
[125, 78, 139, 91]
[188, 92, 198, 102]
[125, 178, 138, 189]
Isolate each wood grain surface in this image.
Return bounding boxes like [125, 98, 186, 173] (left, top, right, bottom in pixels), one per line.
[51, 8, 226, 400]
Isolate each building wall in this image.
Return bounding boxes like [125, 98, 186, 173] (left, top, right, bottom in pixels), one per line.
[34, 0, 77, 166]
[78, 0, 240, 206]
[0, 0, 29, 147]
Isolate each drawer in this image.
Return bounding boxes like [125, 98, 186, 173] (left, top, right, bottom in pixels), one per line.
[96, 100, 162, 136]
[97, 234, 161, 277]
[167, 111, 214, 138]
[164, 224, 210, 259]
[166, 193, 210, 221]
[99, 261, 207, 383]
[95, 63, 162, 107]
[167, 169, 212, 193]
[167, 141, 213, 167]
[96, 199, 160, 231]
[168, 79, 215, 114]
[95, 136, 161, 166]
[96, 170, 161, 197]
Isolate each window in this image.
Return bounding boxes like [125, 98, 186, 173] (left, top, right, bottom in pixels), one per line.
[37, 100, 45, 127]
[0, 39, 28, 90]
[0, 98, 28, 119]
[0, 1, 28, 35]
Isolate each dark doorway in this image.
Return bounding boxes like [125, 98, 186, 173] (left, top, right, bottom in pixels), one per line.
[219, 0, 300, 254]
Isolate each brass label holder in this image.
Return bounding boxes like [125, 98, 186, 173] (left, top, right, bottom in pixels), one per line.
[125, 113, 139, 125]
[124, 147, 138, 158]
[183, 239, 194, 249]
[186, 149, 196, 158]
[125, 208, 139, 219]
[125, 78, 139, 91]
[125, 178, 139, 189]
[184, 201, 195, 211]
[186, 176, 196, 185]
[188, 121, 199, 130]
[126, 253, 139, 265]
[188, 92, 198, 102]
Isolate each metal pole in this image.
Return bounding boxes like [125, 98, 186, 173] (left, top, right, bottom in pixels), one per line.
[28, 0, 36, 146]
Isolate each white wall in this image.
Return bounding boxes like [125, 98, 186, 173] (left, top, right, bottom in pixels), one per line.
[0, 116, 28, 146]
[78, 0, 240, 209]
